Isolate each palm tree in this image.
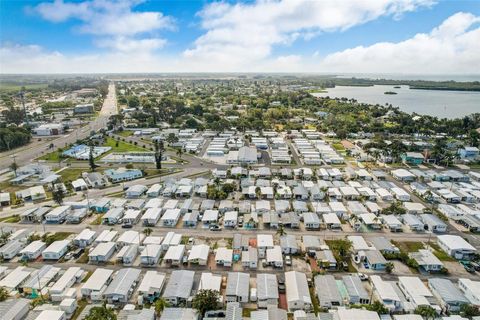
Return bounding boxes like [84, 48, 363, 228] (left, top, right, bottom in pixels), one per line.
[276, 225, 286, 237]
[143, 228, 153, 237]
[0, 286, 9, 302]
[154, 298, 169, 316]
[176, 148, 184, 159]
[84, 303, 116, 320]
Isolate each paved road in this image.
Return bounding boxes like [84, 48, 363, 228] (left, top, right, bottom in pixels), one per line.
[0, 83, 118, 170]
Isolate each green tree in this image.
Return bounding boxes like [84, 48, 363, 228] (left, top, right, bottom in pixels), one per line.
[414, 305, 437, 320]
[10, 160, 18, 177]
[0, 286, 9, 302]
[366, 301, 389, 314]
[176, 148, 183, 159]
[166, 133, 179, 145]
[385, 262, 394, 274]
[276, 225, 286, 237]
[154, 140, 164, 170]
[192, 289, 220, 316]
[143, 228, 153, 237]
[381, 201, 406, 215]
[85, 304, 116, 320]
[154, 298, 169, 316]
[329, 238, 353, 259]
[52, 185, 65, 205]
[460, 303, 480, 318]
[89, 144, 96, 172]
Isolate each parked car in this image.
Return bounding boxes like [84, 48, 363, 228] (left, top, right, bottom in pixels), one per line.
[358, 273, 369, 281]
[285, 255, 292, 266]
[209, 225, 222, 231]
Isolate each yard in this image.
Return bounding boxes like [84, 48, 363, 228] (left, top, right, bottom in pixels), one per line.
[38, 150, 63, 162]
[58, 168, 87, 183]
[115, 130, 133, 137]
[391, 240, 424, 253]
[44, 232, 74, 245]
[428, 242, 455, 261]
[104, 137, 148, 153]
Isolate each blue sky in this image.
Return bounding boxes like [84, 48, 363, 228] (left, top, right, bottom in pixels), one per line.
[1, 0, 479, 73]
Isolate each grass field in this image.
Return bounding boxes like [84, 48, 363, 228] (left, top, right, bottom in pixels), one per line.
[58, 168, 87, 182]
[0, 83, 48, 92]
[104, 137, 147, 152]
[38, 150, 63, 162]
[332, 143, 346, 151]
[392, 240, 424, 253]
[428, 242, 456, 261]
[0, 215, 20, 223]
[115, 130, 133, 137]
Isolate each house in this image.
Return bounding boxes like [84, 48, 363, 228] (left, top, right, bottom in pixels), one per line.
[420, 214, 447, 233]
[88, 242, 116, 263]
[103, 268, 141, 303]
[0, 192, 11, 206]
[428, 278, 469, 312]
[391, 187, 411, 201]
[242, 247, 258, 269]
[122, 209, 141, 227]
[146, 184, 162, 197]
[376, 188, 394, 201]
[342, 274, 370, 304]
[458, 147, 479, 160]
[315, 275, 343, 308]
[257, 234, 274, 258]
[102, 207, 124, 225]
[215, 247, 233, 267]
[410, 249, 444, 272]
[161, 232, 182, 251]
[437, 235, 476, 260]
[370, 275, 401, 311]
[116, 244, 138, 266]
[198, 272, 222, 295]
[224, 211, 238, 228]
[226, 272, 250, 303]
[163, 270, 195, 306]
[285, 271, 312, 311]
[160, 241, 183, 263]
[392, 169, 416, 182]
[302, 235, 323, 253]
[137, 271, 166, 303]
[160, 308, 198, 320]
[140, 244, 162, 265]
[330, 309, 380, 320]
[45, 205, 70, 223]
[182, 211, 199, 227]
[317, 250, 337, 270]
[381, 215, 403, 232]
[404, 202, 426, 214]
[125, 185, 147, 198]
[0, 239, 24, 260]
[280, 235, 299, 255]
[398, 276, 440, 312]
[402, 214, 425, 231]
[95, 230, 118, 244]
[257, 273, 279, 308]
[0, 298, 30, 320]
[323, 212, 342, 229]
[266, 245, 283, 268]
[42, 240, 70, 260]
[80, 268, 114, 300]
[117, 230, 144, 247]
[20, 206, 50, 223]
[202, 209, 219, 225]
[73, 229, 96, 248]
[364, 250, 387, 270]
[71, 178, 88, 191]
[302, 212, 320, 230]
[82, 172, 107, 188]
[49, 267, 84, 302]
[237, 146, 258, 165]
[19, 240, 46, 261]
[458, 278, 480, 306]
[104, 168, 143, 183]
[160, 209, 181, 227]
[91, 198, 110, 213]
[0, 266, 32, 292]
[188, 244, 210, 265]
[402, 152, 424, 165]
[370, 237, 399, 255]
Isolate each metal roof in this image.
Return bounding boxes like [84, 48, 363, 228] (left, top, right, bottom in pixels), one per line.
[104, 268, 141, 297]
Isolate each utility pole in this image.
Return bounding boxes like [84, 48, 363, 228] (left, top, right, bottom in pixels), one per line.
[19, 91, 29, 127]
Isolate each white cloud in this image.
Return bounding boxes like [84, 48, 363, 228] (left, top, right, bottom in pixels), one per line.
[184, 0, 436, 68]
[32, 0, 174, 52]
[2, 11, 479, 74]
[317, 12, 480, 74]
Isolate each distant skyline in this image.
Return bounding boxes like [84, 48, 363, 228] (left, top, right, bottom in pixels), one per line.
[1, 0, 479, 74]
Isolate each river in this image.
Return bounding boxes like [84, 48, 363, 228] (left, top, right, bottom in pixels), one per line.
[311, 85, 480, 119]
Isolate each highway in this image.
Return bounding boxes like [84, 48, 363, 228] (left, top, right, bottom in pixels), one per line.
[0, 83, 118, 170]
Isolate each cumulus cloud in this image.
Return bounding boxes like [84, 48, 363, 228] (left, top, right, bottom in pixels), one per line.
[184, 0, 436, 68]
[32, 0, 174, 52]
[318, 12, 480, 74]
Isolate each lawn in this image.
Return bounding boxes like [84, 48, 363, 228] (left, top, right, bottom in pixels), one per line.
[90, 214, 104, 225]
[115, 130, 133, 137]
[71, 299, 88, 320]
[0, 215, 20, 223]
[38, 150, 62, 162]
[332, 143, 346, 151]
[392, 241, 424, 253]
[58, 168, 87, 182]
[44, 232, 73, 245]
[428, 242, 455, 261]
[104, 137, 147, 153]
[0, 83, 48, 92]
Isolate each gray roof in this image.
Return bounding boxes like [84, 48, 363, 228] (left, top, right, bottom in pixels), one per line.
[314, 275, 342, 305]
[0, 298, 29, 320]
[163, 270, 195, 299]
[104, 268, 141, 297]
[428, 278, 469, 304]
[342, 275, 369, 301]
[370, 237, 397, 252]
[365, 250, 387, 265]
[257, 273, 279, 300]
[226, 272, 250, 297]
[160, 308, 197, 320]
[226, 302, 242, 320]
[420, 213, 447, 227]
